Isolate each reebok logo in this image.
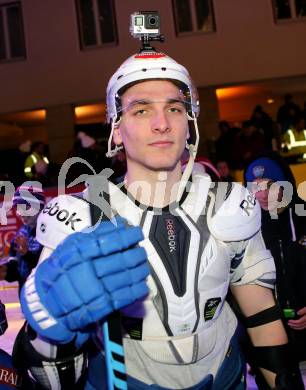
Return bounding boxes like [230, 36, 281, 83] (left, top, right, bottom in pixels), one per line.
[165, 218, 176, 253]
[240, 194, 256, 216]
[42, 202, 82, 231]
[204, 297, 221, 321]
[40, 223, 46, 233]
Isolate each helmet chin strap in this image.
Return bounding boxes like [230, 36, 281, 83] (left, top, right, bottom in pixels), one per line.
[176, 113, 199, 202]
[106, 118, 123, 158]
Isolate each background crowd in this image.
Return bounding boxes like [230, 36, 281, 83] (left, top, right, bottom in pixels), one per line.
[0, 93, 305, 190]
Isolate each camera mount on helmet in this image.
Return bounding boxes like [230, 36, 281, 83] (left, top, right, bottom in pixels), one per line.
[130, 11, 164, 52]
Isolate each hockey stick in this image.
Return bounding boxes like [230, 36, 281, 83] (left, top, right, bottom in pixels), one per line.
[88, 174, 128, 390]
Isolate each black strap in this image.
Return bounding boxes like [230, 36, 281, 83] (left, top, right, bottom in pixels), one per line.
[243, 304, 281, 328]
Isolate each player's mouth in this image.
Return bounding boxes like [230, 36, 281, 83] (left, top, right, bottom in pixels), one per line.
[149, 140, 174, 148]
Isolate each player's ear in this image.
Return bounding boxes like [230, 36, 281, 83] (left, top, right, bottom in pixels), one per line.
[113, 124, 123, 146]
[186, 127, 190, 140]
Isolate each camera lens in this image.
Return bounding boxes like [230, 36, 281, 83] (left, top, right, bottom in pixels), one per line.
[148, 16, 157, 26]
[144, 14, 159, 30]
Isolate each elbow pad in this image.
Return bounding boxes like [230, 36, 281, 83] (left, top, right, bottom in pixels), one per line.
[12, 322, 88, 390]
[243, 305, 304, 389]
[252, 344, 304, 390]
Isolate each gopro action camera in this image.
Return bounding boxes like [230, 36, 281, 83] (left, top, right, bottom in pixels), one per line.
[130, 11, 161, 40]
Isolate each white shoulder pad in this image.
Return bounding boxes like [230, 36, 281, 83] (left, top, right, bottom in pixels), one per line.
[207, 182, 261, 241]
[36, 194, 91, 250]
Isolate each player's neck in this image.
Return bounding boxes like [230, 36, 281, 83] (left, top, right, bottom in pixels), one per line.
[124, 164, 182, 208]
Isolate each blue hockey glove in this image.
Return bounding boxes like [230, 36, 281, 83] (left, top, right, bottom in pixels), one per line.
[20, 218, 149, 343]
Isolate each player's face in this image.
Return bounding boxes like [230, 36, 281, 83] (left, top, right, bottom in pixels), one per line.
[114, 80, 189, 173]
[217, 161, 229, 178]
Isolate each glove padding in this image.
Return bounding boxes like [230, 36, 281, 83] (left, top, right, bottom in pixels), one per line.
[21, 218, 149, 343]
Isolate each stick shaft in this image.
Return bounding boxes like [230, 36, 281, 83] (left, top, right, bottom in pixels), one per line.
[88, 175, 127, 390]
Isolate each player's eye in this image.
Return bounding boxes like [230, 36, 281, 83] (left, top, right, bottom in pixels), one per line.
[168, 102, 186, 113]
[135, 108, 147, 115]
[168, 107, 181, 113]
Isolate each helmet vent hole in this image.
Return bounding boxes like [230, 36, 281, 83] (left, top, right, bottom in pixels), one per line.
[142, 68, 147, 72]
[161, 67, 166, 71]
[117, 75, 123, 80]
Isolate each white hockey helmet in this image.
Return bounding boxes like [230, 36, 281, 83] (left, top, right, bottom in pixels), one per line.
[106, 50, 200, 159]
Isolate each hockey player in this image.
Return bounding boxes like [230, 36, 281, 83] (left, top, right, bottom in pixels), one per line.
[18, 24, 303, 390]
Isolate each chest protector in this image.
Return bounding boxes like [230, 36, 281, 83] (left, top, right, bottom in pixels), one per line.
[36, 172, 260, 365]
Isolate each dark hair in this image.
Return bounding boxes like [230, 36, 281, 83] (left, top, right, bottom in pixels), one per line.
[218, 120, 230, 130]
[284, 93, 292, 101]
[253, 105, 263, 113]
[31, 141, 45, 153]
[293, 114, 305, 127]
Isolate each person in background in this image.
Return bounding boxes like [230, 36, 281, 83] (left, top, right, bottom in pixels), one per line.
[302, 101, 306, 122]
[24, 142, 49, 181]
[282, 115, 306, 163]
[231, 120, 266, 169]
[110, 149, 127, 182]
[250, 105, 275, 151]
[0, 185, 44, 389]
[277, 93, 301, 135]
[216, 160, 234, 182]
[0, 185, 45, 293]
[243, 154, 306, 388]
[12, 140, 32, 186]
[215, 120, 238, 166]
[0, 300, 35, 389]
[66, 131, 110, 185]
[181, 153, 221, 181]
